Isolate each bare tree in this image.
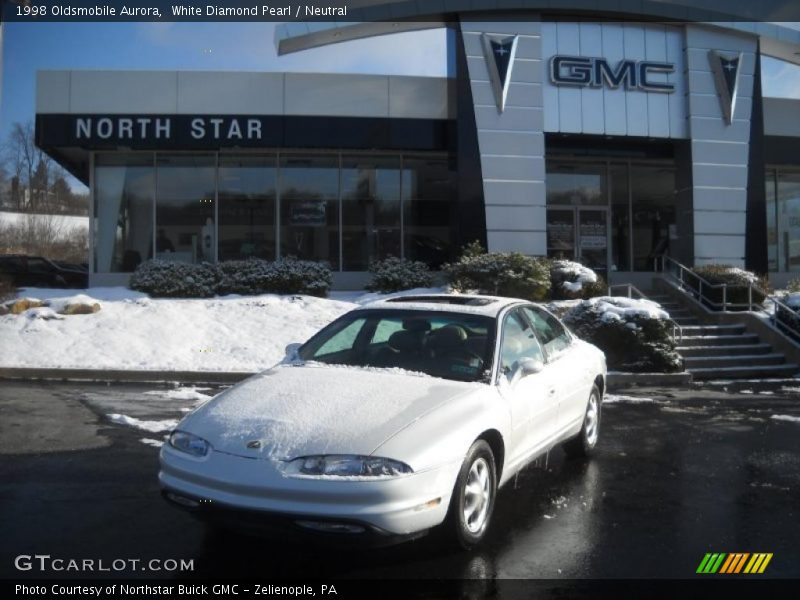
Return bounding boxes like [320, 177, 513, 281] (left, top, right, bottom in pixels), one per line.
[8, 121, 43, 212]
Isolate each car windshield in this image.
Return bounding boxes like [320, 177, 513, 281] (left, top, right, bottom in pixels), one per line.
[298, 309, 496, 383]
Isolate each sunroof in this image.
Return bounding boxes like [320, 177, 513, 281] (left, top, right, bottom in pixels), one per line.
[385, 296, 497, 306]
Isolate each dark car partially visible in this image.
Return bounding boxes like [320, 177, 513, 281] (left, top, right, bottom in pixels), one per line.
[0, 255, 88, 289]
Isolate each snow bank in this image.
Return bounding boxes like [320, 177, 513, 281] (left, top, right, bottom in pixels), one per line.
[551, 260, 598, 293]
[107, 414, 178, 433]
[603, 394, 656, 404]
[586, 296, 669, 323]
[41, 294, 101, 313]
[143, 387, 214, 402]
[0, 287, 356, 371]
[771, 414, 800, 424]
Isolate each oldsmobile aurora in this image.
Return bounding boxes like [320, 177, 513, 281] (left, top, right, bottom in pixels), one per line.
[159, 295, 606, 547]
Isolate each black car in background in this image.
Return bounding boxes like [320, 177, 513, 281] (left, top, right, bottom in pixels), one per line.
[0, 255, 88, 289]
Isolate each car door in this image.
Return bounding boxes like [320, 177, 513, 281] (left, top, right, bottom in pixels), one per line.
[522, 306, 590, 434]
[496, 308, 560, 466]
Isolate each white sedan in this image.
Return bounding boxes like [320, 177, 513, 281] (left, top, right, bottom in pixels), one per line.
[159, 294, 606, 547]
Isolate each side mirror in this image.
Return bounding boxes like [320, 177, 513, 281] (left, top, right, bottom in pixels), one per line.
[518, 358, 544, 376]
[284, 342, 302, 361]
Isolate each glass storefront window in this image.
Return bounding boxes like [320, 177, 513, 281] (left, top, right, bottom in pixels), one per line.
[279, 155, 339, 269]
[766, 169, 778, 272]
[403, 155, 455, 268]
[155, 154, 216, 264]
[778, 170, 800, 271]
[545, 160, 676, 272]
[91, 150, 456, 275]
[609, 163, 630, 272]
[630, 165, 676, 271]
[94, 153, 154, 273]
[340, 155, 401, 270]
[218, 155, 277, 261]
[546, 162, 606, 206]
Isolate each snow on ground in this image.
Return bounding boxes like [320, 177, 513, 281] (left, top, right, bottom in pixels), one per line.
[107, 413, 178, 433]
[140, 438, 165, 448]
[603, 394, 657, 404]
[0, 287, 358, 372]
[143, 387, 214, 402]
[771, 414, 800, 423]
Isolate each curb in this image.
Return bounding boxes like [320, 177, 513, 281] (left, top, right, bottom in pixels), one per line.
[2, 367, 694, 388]
[607, 371, 693, 389]
[0, 368, 255, 385]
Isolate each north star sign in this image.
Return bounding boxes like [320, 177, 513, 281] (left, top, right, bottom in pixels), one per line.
[75, 116, 264, 141]
[549, 56, 675, 93]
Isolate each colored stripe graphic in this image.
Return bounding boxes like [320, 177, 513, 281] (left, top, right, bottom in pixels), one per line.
[698, 552, 772, 574]
[697, 553, 726, 573]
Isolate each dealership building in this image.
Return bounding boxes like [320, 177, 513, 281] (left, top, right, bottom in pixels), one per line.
[35, 1, 800, 288]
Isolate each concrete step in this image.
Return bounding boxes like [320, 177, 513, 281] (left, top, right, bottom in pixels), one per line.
[677, 343, 773, 357]
[679, 334, 761, 346]
[672, 317, 701, 326]
[683, 353, 786, 369]
[680, 324, 747, 336]
[689, 363, 800, 380]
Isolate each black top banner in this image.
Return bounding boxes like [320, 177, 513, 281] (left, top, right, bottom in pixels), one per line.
[3, 0, 800, 22]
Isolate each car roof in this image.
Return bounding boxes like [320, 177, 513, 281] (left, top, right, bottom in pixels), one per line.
[358, 294, 527, 318]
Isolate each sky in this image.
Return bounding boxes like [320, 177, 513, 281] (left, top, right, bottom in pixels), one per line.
[1, 21, 799, 192]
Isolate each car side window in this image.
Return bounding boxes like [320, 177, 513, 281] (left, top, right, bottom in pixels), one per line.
[499, 309, 545, 375]
[523, 306, 571, 358]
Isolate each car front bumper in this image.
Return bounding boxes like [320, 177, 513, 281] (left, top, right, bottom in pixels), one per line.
[159, 445, 461, 537]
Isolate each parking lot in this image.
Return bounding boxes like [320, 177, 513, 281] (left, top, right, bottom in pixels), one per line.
[1, 379, 799, 580]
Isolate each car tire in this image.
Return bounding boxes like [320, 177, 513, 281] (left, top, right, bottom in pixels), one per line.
[563, 384, 601, 459]
[443, 439, 497, 549]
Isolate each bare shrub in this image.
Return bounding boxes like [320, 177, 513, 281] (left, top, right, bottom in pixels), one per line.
[0, 213, 88, 265]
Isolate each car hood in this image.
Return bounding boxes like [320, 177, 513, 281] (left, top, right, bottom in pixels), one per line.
[179, 363, 479, 460]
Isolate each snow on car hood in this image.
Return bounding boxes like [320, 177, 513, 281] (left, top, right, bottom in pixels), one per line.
[179, 363, 479, 460]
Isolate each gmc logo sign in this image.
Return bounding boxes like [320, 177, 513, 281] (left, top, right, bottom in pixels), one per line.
[549, 56, 675, 93]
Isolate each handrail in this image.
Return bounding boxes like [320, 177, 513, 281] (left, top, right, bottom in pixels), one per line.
[656, 255, 800, 341]
[606, 283, 683, 343]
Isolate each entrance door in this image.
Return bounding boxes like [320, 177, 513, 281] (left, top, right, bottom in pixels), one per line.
[577, 208, 609, 278]
[546, 207, 609, 279]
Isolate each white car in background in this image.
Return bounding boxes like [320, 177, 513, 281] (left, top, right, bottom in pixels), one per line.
[159, 295, 606, 547]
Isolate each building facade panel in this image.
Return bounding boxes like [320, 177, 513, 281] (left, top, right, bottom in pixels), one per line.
[176, 72, 285, 115]
[32, 16, 800, 287]
[284, 73, 390, 117]
[70, 71, 179, 114]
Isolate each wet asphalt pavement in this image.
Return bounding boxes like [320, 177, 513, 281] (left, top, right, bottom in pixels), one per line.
[0, 379, 799, 581]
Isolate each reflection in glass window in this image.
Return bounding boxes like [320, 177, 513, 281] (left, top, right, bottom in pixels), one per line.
[766, 169, 778, 272]
[341, 155, 401, 270]
[523, 306, 571, 357]
[546, 162, 606, 206]
[500, 310, 544, 374]
[610, 163, 630, 272]
[279, 155, 339, 269]
[630, 164, 676, 271]
[218, 155, 277, 261]
[778, 170, 800, 271]
[155, 155, 216, 264]
[94, 153, 154, 273]
[403, 155, 455, 268]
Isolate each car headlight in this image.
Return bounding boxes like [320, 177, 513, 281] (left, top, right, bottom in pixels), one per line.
[283, 455, 413, 478]
[168, 431, 210, 457]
